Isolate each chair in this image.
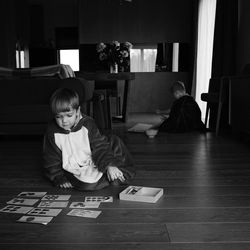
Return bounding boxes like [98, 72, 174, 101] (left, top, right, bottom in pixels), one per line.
[95, 80, 121, 117]
[201, 77, 228, 136]
[91, 89, 112, 130]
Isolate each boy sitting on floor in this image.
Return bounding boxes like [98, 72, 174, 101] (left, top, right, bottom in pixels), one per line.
[43, 88, 135, 191]
[156, 81, 206, 133]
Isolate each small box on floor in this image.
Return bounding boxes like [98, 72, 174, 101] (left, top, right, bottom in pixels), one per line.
[119, 186, 164, 203]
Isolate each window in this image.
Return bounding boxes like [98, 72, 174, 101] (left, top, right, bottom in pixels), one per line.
[194, 0, 217, 118]
[16, 50, 25, 68]
[130, 45, 157, 72]
[59, 49, 79, 71]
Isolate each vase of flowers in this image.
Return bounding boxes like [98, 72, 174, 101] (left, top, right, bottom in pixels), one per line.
[96, 41, 133, 73]
[110, 63, 118, 73]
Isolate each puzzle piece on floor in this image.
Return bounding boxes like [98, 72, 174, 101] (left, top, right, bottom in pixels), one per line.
[28, 208, 62, 217]
[69, 202, 100, 209]
[67, 209, 101, 218]
[17, 192, 47, 198]
[17, 215, 53, 225]
[41, 195, 71, 201]
[37, 201, 69, 208]
[0, 205, 34, 214]
[7, 198, 39, 206]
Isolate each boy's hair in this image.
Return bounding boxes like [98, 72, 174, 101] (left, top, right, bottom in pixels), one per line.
[170, 81, 186, 93]
[50, 88, 80, 115]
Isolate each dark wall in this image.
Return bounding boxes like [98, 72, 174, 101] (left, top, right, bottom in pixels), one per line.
[28, 0, 78, 43]
[0, 0, 29, 67]
[0, 0, 194, 68]
[79, 0, 193, 43]
[128, 72, 189, 113]
[237, 0, 250, 73]
[0, 0, 78, 68]
[0, 1, 14, 67]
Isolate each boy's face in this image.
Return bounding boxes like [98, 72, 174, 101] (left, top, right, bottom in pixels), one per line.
[55, 107, 80, 131]
[173, 90, 184, 99]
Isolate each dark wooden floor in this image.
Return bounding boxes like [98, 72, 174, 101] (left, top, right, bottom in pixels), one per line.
[1, 127, 250, 250]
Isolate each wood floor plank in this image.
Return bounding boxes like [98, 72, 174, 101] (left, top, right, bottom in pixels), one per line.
[167, 223, 250, 243]
[90, 208, 250, 223]
[135, 170, 250, 178]
[2, 190, 250, 208]
[2, 207, 250, 224]
[1, 243, 250, 250]
[0, 223, 169, 244]
[131, 177, 250, 187]
[2, 185, 250, 196]
[2, 175, 250, 188]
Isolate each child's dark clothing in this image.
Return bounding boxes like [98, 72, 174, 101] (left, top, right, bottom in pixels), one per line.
[43, 115, 135, 190]
[159, 95, 206, 133]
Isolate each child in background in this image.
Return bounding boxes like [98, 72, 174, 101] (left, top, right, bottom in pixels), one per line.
[43, 88, 135, 190]
[157, 81, 206, 133]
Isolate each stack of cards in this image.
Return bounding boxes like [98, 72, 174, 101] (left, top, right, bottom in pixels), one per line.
[0, 191, 47, 215]
[0, 192, 70, 225]
[0, 192, 114, 223]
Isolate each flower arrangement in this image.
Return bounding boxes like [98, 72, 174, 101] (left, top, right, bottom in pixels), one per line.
[96, 41, 133, 72]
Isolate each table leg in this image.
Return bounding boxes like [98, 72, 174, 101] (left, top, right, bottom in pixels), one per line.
[121, 79, 130, 123]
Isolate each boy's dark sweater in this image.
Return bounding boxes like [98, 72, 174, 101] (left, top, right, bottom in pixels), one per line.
[159, 95, 206, 133]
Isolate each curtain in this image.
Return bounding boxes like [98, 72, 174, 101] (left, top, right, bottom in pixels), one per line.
[193, 0, 217, 119]
[211, 0, 238, 78]
[130, 47, 157, 72]
[210, 0, 238, 128]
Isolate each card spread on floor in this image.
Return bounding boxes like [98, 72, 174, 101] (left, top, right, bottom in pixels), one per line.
[67, 209, 101, 218]
[17, 216, 53, 225]
[37, 201, 69, 208]
[17, 192, 47, 198]
[84, 196, 113, 203]
[69, 202, 100, 209]
[127, 123, 154, 133]
[28, 208, 62, 217]
[0, 205, 34, 214]
[41, 195, 71, 201]
[7, 198, 39, 206]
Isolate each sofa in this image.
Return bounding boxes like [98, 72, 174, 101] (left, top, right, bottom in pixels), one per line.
[0, 77, 94, 135]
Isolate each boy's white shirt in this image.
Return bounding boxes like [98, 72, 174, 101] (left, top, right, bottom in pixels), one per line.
[54, 123, 103, 183]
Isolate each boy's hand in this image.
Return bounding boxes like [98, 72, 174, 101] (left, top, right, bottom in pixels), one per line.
[59, 181, 73, 189]
[107, 166, 125, 182]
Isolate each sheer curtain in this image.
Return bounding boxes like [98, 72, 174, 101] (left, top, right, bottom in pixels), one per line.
[194, 0, 217, 119]
[130, 46, 157, 72]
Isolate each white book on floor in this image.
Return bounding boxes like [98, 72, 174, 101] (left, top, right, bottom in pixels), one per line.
[128, 123, 153, 132]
